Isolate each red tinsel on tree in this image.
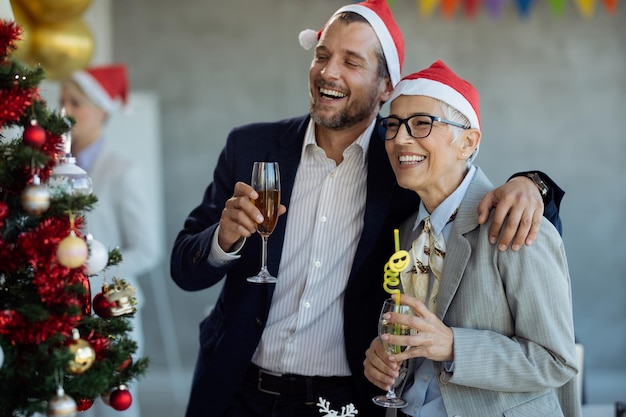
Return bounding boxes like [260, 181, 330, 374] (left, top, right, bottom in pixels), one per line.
[0, 310, 80, 346]
[19, 217, 87, 302]
[0, 19, 20, 63]
[0, 85, 37, 127]
[0, 217, 88, 345]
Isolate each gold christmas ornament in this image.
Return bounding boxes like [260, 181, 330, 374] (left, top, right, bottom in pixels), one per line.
[29, 18, 94, 80]
[67, 328, 95, 374]
[14, 0, 93, 23]
[103, 278, 136, 317]
[57, 230, 88, 268]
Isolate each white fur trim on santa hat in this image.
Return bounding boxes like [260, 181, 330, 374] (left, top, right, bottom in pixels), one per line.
[389, 78, 481, 129]
[299, 29, 319, 50]
[71, 71, 117, 114]
[334, 4, 401, 87]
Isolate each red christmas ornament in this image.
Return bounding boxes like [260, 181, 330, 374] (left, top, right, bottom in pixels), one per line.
[92, 292, 113, 318]
[75, 397, 94, 411]
[23, 120, 46, 148]
[108, 385, 132, 411]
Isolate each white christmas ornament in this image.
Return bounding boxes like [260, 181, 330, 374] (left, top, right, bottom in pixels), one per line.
[86, 234, 108, 275]
[0, 344, 4, 368]
[48, 110, 93, 196]
[47, 386, 77, 417]
[48, 159, 93, 196]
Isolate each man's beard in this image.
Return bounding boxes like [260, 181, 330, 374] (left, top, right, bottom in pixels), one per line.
[309, 86, 380, 130]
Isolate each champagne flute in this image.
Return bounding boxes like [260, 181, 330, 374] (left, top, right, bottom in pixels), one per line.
[372, 298, 414, 408]
[247, 162, 281, 284]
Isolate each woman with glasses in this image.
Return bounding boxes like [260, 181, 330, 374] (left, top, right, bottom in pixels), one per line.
[363, 60, 580, 417]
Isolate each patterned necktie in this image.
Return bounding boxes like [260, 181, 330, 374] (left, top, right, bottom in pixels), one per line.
[401, 215, 449, 312]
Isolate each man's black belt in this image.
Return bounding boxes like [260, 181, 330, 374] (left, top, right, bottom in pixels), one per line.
[246, 364, 351, 397]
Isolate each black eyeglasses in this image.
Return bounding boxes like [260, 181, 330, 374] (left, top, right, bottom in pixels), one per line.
[379, 113, 470, 140]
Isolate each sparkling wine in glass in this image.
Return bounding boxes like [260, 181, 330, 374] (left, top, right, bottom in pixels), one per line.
[247, 162, 281, 284]
[372, 298, 414, 408]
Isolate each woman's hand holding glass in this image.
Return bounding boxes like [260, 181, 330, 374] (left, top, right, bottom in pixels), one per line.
[371, 297, 416, 408]
[382, 294, 455, 364]
[365, 294, 455, 408]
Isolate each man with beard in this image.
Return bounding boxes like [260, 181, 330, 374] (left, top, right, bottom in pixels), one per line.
[170, 1, 564, 416]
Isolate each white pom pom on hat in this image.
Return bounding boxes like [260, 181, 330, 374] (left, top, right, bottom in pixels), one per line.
[298, 0, 404, 87]
[298, 29, 319, 50]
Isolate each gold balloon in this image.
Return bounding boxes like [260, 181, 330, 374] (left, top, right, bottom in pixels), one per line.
[30, 18, 94, 80]
[8, 0, 33, 62]
[15, 0, 93, 23]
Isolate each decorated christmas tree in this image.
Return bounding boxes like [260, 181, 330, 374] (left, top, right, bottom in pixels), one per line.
[0, 19, 147, 416]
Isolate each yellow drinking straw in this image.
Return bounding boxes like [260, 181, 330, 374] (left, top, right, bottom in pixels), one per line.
[383, 229, 410, 353]
[394, 228, 400, 252]
[383, 229, 409, 305]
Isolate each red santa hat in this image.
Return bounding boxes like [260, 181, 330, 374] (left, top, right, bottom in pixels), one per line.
[298, 0, 404, 87]
[69, 64, 129, 114]
[388, 60, 481, 130]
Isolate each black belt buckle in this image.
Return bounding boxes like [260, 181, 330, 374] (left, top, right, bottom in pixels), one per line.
[257, 368, 283, 396]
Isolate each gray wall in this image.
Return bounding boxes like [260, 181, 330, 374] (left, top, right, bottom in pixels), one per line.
[111, 0, 625, 405]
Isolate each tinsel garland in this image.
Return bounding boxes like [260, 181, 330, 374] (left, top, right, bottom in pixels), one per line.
[0, 85, 36, 127]
[0, 19, 20, 63]
[0, 310, 80, 345]
[0, 215, 91, 345]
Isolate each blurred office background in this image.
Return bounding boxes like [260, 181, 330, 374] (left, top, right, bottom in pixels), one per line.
[19, 0, 626, 415]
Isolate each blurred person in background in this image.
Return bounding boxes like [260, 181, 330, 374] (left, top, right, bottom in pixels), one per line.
[60, 64, 162, 417]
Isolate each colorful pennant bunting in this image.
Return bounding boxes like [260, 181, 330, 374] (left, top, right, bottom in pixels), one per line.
[394, 0, 618, 19]
[575, 0, 596, 17]
[548, 0, 568, 15]
[419, 0, 441, 17]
